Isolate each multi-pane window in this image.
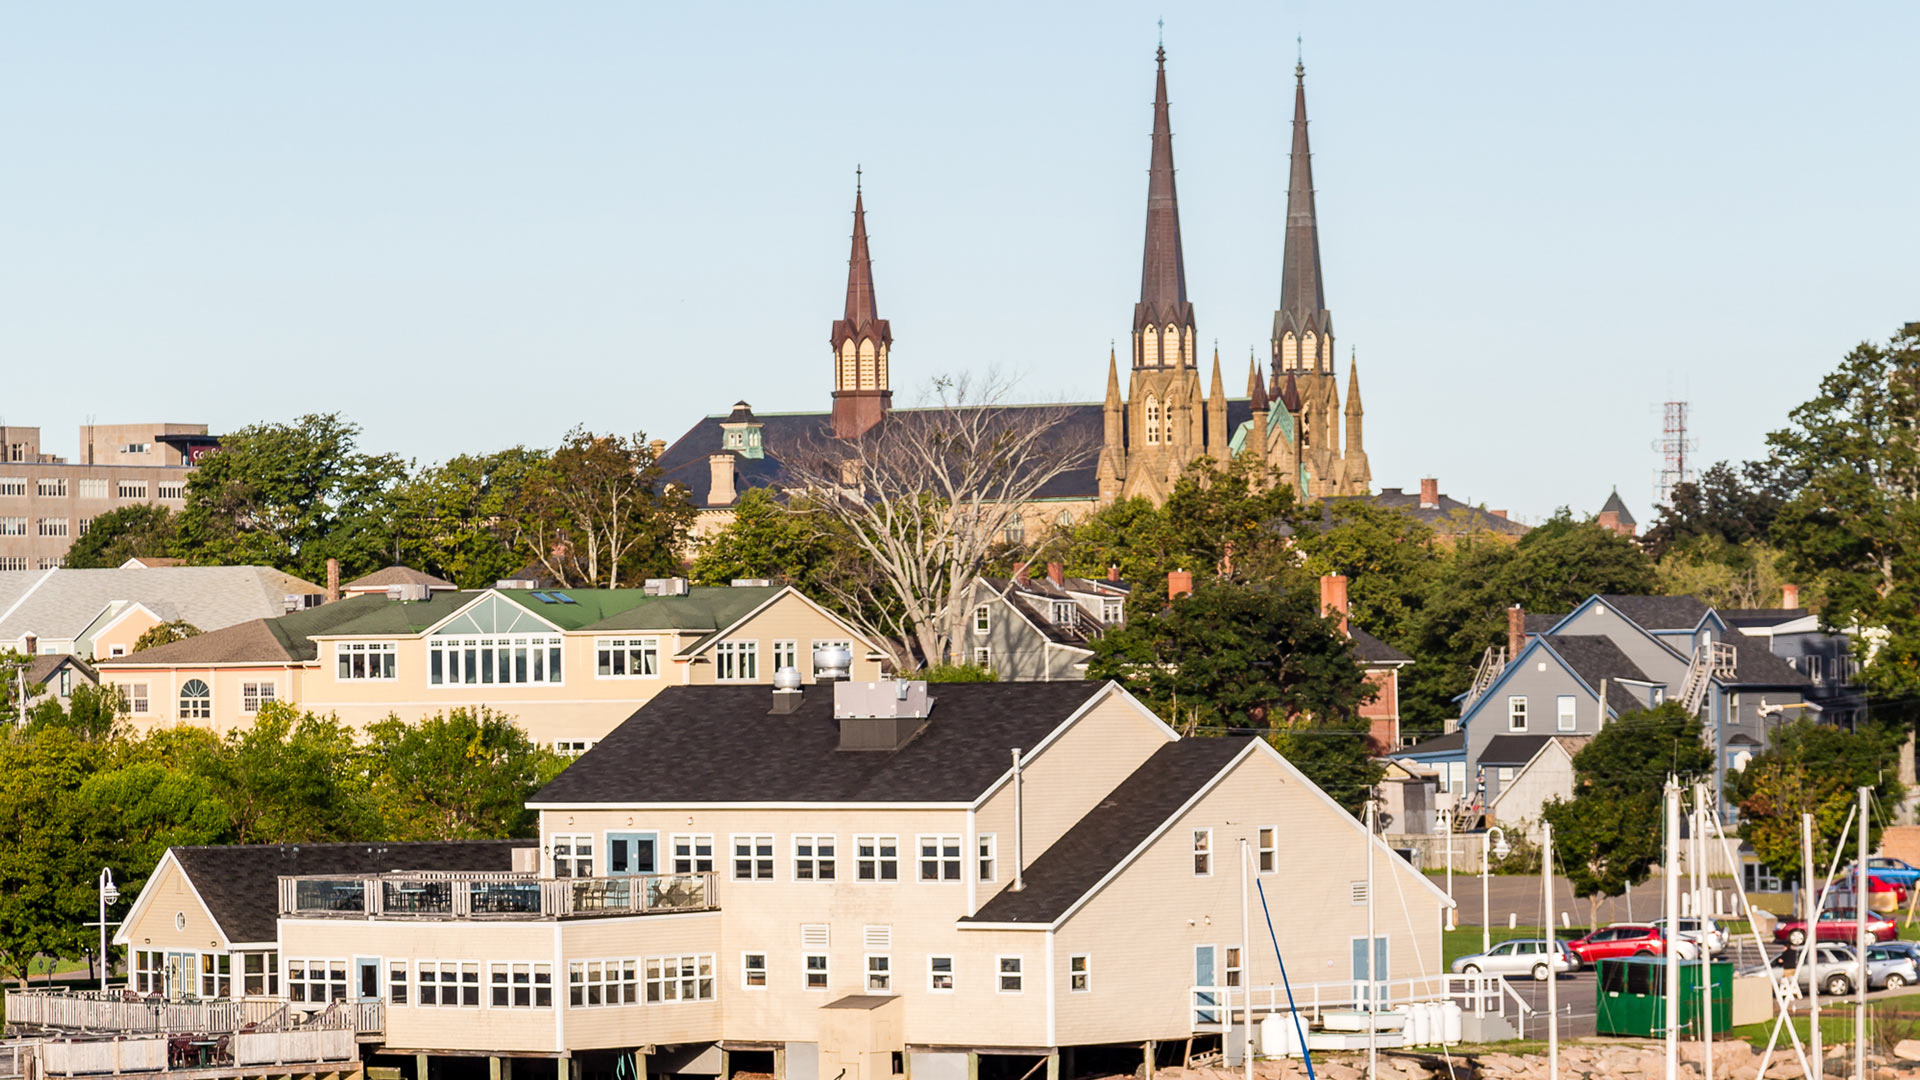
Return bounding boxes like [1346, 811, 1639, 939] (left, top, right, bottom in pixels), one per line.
[794, 835, 836, 880]
[918, 836, 962, 881]
[429, 635, 560, 685]
[179, 679, 212, 720]
[157, 483, 185, 501]
[77, 478, 109, 499]
[1102, 599, 1124, 624]
[555, 739, 594, 756]
[1507, 696, 1528, 732]
[338, 642, 397, 681]
[1049, 600, 1077, 626]
[287, 959, 348, 1004]
[568, 960, 637, 1006]
[866, 955, 892, 992]
[0, 478, 24, 497]
[997, 956, 1023, 993]
[125, 683, 150, 714]
[804, 954, 829, 990]
[0, 556, 28, 570]
[1225, 947, 1242, 988]
[1258, 827, 1277, 873]
[595, 637, 659, 678]
[36, 518, 68, 537]
[133, 950, 165, 995]
[388, 962, 408, 1004]
[241, 681, 276, 714]
[490, 963, 553, 1007]
[644, 955, 714, 1003]
[714, 641, 759, 681]
[551, 835, 594, 878]
[733, 835, 775, 880]
[199, 954, 232, 998]
[742, 953, 768, 988]
[928, 956, 954, 992]
[1070, 955, 1090, 993]
[978, 835, 997, 882]
[1556, 695, 1576, 732]
[0, 517, 25, 536]
[974, 606, 991, 634]
[855, 835, 899, 881]
[1193, 829, 1213, 876]
[973, 647, 991, 667]
[771, 640, 799, 674]
[417, 962, 481, 1007]
[241, 951, 279, 997]
[117, 480, 147, 500]
[673, 834, 715, 874]
[37, 478, 66, 498]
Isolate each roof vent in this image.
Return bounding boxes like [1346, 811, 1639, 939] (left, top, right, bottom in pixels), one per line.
[834, 680, 935, 752]
[644, 577, 690, 597]
[386, 583, 432, 602]
[770, 666, 804, 715]
[731, 579, 774, 588]
[813, 644, 853, 681]
[495, 579, 537, 590]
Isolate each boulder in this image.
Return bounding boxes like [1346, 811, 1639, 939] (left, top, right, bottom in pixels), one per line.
[1895, 1039, 1920, 1062]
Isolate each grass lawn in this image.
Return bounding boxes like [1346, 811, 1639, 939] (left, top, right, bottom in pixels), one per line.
[1723, 989, 1920, 1051]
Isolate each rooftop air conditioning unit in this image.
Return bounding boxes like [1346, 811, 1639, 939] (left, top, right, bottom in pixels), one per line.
[495, 579, 536, 590]
[643, 577, 690, 597]
[731, 579, 774, 588]
[386, 583, 432, 602]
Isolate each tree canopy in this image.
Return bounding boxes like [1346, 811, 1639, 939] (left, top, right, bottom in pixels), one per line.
[1730, 718, 1908, 875]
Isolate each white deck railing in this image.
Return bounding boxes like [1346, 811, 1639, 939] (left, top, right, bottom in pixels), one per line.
[1188, 973, 1533, 1039]
[26, 1029, 357, 1077]
[4, 990, 377, 1036]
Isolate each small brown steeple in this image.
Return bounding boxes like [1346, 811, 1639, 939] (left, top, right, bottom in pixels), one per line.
[831, 171, 893, 439]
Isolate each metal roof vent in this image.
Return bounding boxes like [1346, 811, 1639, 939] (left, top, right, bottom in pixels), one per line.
[770, 666, 804, 715]
[833, 680, 935, 751]
[386, 583, 431, 602]
[813, 644, 852, 681]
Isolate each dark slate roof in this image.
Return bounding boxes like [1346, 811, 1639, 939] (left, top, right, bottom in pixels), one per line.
[1539, 634, 1655, 715]
[532, 682, 1116, 805]
[27, 654, 96, 686]
[1480, 734, 1559, 766]
[1326, 488, 1529, 537]
[963, 737, 1253, 924]
[1350, 627, 1412, 664]
[1599, 490, 1637, 528]
[169, 840, 521, 945]
[1721, 626, 1814, 687]
[654, 401, 1253, 510]
[1721, 608, 1811, 629]
[1598, 595, 1713, 632]
[1402, 730, 1464, 756]
[1524, 613, 1566, 634]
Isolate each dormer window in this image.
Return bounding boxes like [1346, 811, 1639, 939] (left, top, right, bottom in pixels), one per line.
[1050, 600, 1077, 626]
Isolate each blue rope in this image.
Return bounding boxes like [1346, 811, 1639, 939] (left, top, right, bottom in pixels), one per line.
[1256, 876, 1317, 1080]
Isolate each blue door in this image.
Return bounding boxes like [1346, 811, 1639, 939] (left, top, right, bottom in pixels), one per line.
[607, 833, 657, 875]
[1194, 945, 1218, 1025]
[1351, 937, 1388, 1009]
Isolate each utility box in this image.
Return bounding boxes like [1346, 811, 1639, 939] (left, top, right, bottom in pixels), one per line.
[1595, 957, 1733, 1038]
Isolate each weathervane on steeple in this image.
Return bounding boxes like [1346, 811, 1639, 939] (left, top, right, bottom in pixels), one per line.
[1296, 35, 1304, 78]
[855, 163, 861, 194]
[1158, 17, 1164, 46]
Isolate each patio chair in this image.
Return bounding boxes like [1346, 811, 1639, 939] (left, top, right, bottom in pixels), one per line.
[213, 1034, 231, 1064]
[168, 1034, 194, 1069]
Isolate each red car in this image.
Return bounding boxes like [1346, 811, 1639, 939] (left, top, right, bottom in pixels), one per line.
[1773, 908, 1897, 947]
[1566, 924, 1675, 964]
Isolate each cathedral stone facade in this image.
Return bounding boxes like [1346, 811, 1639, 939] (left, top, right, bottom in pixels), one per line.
[1097, 49, 1370, 504]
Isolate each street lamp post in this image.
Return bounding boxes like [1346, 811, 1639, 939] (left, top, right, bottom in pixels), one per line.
[97, 868, 118, 993]
[1480, 827, 1511, 955]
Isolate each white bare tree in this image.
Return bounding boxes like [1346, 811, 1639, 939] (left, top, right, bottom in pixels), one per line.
[781, 372, 1097, 669]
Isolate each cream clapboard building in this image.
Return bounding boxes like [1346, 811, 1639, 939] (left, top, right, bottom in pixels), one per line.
[110, 677, 1447, 1080]
[94, 581, 885, 746]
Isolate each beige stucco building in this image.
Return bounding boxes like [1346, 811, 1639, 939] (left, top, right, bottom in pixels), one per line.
[0, 422, 212, 570]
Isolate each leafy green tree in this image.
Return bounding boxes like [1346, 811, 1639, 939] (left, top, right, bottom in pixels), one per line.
[1087, 579, 1380, 814]
[1767, 324, 1920, 710]
[508, 427, 693, 588]
[1642, 459, 1800, 559]
[1293, 500, 1439, 647]
[1655, 538, 1799, 612]
[25, 683, 124, 741]
[392, 448, 544, 588]
[1542, 703, 1715, 930]
[689, 488, 841, 591]
[173, 413, 407, 581]
[187, 703, 376, 844]
[61, 504, 178, 569]
[132, 620, 201, 654]
[1730, 719, 1908, 874]
[920, 663, 997, 683]
[364, 709, 567, 840]
[0, 728, 107, 982]
[76, 762, 232, 898]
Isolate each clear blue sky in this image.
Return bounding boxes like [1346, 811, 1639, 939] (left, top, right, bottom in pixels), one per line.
[4, 3, 1915, 523]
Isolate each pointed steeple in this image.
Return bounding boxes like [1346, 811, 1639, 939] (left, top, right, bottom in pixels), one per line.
[1344, 349, 1363, 414]
[842, 173, 882, 335]
[1105, 348, 1123, 406]
[1208, 349, 1225, 398]
[1271, 57, 1334, 376]
[830, 172, 893, 439]
[1134, 44, 1194, 342]
[1279, 373, 1302, 414]
[1246, 356, 1261, 399]
[1250, 363, 1270, 412]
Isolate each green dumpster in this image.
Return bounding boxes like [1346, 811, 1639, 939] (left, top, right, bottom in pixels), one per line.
[1595, 957, 1733, 1038]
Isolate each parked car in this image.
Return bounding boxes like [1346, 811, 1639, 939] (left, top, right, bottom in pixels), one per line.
[1650, 917, 1729, 955]
[1863, 943, 1920, 990]
[1451, 939, 1574, 981]
[1861, 856, 1920, 889]
[1772, 907, 1898, 947]
[1566, 924, 1697, 964]
[1754, 944, 1867, 997]
[1871, 940, 1920, 966]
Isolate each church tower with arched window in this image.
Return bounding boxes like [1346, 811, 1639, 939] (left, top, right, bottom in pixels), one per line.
[831, 175, 892, 440]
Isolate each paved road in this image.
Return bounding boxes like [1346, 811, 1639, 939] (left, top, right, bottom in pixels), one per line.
[1506, 970, 1598, 1039]
[1435, 874, 1682, 929]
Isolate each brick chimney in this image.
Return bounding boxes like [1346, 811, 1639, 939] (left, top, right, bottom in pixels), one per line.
[1319, 574, 1350, 637]
[648, 439, 666, 458]
[708, 454, 737, 506]
[1782, 584, 1800, 609]
[325, 558, 341, 604]
[1506, 604, 1526, 660]
[1047, 562, 1065, 587]
[1167, 569, 1193, 600]
[1489, 509, 1508, 520]
[1107, 564, 1121, 583]
[1419, 478, 1440, 510]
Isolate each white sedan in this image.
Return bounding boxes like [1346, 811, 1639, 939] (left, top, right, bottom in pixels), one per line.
[1451, 939, 1574, 981]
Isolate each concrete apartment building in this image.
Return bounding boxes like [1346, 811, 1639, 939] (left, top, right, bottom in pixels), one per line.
[71, 676, 1445, 1080]
[0, 422, 213, 570]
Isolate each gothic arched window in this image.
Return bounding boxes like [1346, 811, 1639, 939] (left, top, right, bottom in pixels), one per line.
[1145, 398, 1162, 445]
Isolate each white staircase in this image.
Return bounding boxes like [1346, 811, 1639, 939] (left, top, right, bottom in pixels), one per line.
[1679, 641, 1738, 712]
[1467, 645, 1507, 705]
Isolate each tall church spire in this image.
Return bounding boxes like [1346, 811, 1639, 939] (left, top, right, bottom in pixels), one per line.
[1271, 58, 1333, 377]
[831, 172, 893, 439]
[1133, 44, 1195, 362]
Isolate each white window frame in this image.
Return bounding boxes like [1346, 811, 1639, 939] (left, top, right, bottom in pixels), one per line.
[1507, 696, 1528, 732]
[644, 954, 713, 1003]
[865, 954, 892, 993]
[855, 835, 899, 882]
[569, 959, 638, 1007]
[489, 962, 553, 1008]
[732, 834, 775, 881]
[672, 833, 715, 874]
[286, 958, 348, 1005]
[125, 682, 149, 714]
[1225, 946, 1243, 988]
[240, 680, 276, 715]
[387, 960, 407, 1005]
[1258, 826, 1277, 873]
[973, 646, 991, 667]
[1101, 599, 1124, 625]
[974, 605, 991, 635]
[742, 952, 768, 990]
[430, 634, 561, 686]
[551, 834, 595, 878]
[997, 955, 1024, 994]
[1070, 954, 1091, 993]
[1193, 828, 1213, 876]
[1556, 695, 1576, 732]
[803, 953, 829, 991]
[809, 640, 853, 678]
[1049, 599, 1076, 625]
[336, 641, 398, 682]
[977, 834, 997, 882]
[794, 834, 836, 881]
[179, 679, 212, 721]
[771, 639, 800, 674]
[714, 640, 759, 681]
[594, 637, 660, 679]
[928, 955, 955, 992]
[917, 835, 962, 882]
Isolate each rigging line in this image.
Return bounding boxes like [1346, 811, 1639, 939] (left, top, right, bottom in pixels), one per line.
[1254, 875, 1318, 1080]
[1711, 806, 1814, 1080]
[1382, 827, 1460, 1080]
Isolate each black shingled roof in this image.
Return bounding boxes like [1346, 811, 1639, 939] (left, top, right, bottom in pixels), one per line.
[170, 841, 521, 945]
[532, 682, 1116, 805]
[963, 737, 1254, 924]
[1721, 626, 1814, 688]
[1480, 734, 1560, 766]
[1721, 608, 1810, 629]
[1539, 634, 1655, 715]
[1349, 627, 1412, 664]
[1598, 595, 1713, 632]
[1402, 730, 1464, 756]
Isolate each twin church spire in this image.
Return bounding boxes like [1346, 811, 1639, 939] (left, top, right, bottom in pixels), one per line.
[830, 174, 893, 439]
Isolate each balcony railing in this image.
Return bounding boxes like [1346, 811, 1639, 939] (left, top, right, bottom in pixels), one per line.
[277, 871, 718, 920]
[3, 990, 379, 1037]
